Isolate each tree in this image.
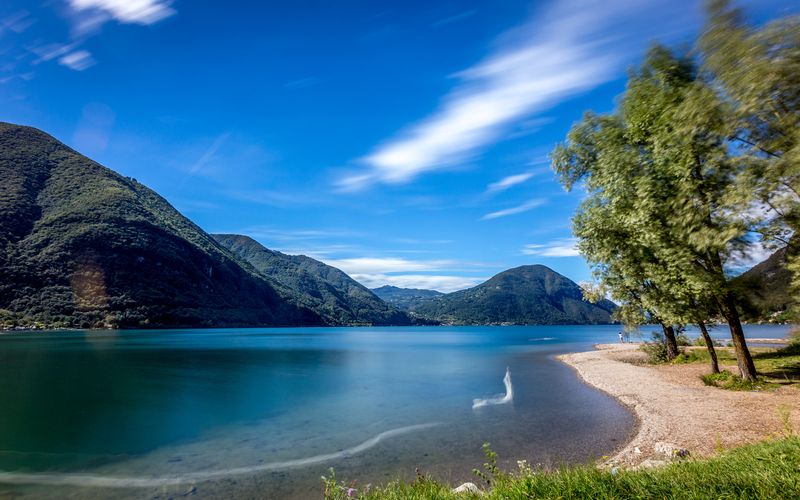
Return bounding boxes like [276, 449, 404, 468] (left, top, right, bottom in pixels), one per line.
[553, 46, 758, 378]
[700, 0, 800, 296]
[553, 109, 684, 359]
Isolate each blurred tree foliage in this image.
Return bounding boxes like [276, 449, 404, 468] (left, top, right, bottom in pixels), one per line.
[700, 0, 800, 309]
[549, 0, 800, 380]
[552, 1, 799, 379]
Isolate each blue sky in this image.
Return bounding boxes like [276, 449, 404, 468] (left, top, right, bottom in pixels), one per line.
[1, 0, 796, 292]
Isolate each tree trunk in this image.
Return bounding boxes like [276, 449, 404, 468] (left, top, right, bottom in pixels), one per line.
[698, 321, 719, 374]
[718, 292, 757, 380]
[660, 322, 679, 361]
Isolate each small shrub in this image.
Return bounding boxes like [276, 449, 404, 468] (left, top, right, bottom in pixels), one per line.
[676, 332, 691, 347]
[473, 443, 505, 487]
[640, 332, 669, 363]
[694, 336, 722, 347]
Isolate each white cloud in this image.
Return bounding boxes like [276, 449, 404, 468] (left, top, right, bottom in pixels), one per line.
[486, 172, 535, 194]
[59, 50, 95, 71]
[28, 42, 79, 63]
[480, 198, 546, 220]
[321, 257, 459, 275]
[69, 0, 176, 25]
[235, 227, 365, 243]
[337, 0, 696, 191]
[522, 238, 580, 257]
[726, 240, 779, 271]
[352, 273, 484, 293]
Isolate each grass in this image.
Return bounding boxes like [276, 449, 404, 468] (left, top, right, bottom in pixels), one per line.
[322, 437, 800, 499]
[672, 340, 800, 390]
[700, 370, 780, 391]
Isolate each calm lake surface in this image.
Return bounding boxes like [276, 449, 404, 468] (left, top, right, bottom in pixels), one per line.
[0, 324, 791, 498]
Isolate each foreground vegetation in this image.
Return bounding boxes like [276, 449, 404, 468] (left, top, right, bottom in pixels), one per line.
[323, 437, 800, 499]
[682, 343, 800, 390]
[639, 329, 800, 390]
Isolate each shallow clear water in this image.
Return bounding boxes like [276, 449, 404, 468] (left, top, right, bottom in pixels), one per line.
[0, 324, 790, 498]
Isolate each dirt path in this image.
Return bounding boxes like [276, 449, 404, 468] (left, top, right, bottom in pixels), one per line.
[558, 344, 800, 468]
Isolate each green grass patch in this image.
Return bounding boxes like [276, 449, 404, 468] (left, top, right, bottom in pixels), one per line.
[671, 343, 800, 390]
[673, 347, 736, 365]
[700, 370, 779, 391]
[673, 350, 711, 364]
[323, 437, 800, 499]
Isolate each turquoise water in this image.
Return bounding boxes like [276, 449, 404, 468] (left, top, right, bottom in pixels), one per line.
[0, 324, 790, 498]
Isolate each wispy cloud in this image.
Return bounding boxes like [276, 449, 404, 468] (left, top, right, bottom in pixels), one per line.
[224, 189, 329, 208]
[59, 49, 95, 71]
[161, 133, 278, 190]
[238, 227, 365, 242]
[68, 0, 176, 26]
[27, 41, 79, 64]
[8, 0, 174, 77]
[431, 9, 477, 27]
[522, 238, 580, 257]
[486, 172, 535, 194]
[351, 273, 485, 293]
[321, 257, 459, 275]
[392, 237, 453, 245]
[726, 239, 778, 272]
[0, 10, 35, 34]
[180, 133, 230, 186]
[337, 0, 696, 191]
[481, 198, 546, 220]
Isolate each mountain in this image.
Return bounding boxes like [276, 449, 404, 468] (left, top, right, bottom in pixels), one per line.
[0, 122, 324, 329]
[213, 234, 412, 325]
[371, 285, 444, 311]
[731, 245, 796, 322]
[410, 265, 617, 325]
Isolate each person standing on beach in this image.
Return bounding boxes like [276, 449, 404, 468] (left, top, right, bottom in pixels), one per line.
[618, 332, 624, 343]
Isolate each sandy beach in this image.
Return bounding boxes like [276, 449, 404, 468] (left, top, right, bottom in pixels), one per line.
[559, 344, 800, 468]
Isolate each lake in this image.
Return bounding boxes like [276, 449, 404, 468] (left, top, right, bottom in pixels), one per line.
[0, 324, 790, 498]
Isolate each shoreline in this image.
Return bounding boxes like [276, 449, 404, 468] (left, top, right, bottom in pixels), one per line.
[558, 343, 800, 468]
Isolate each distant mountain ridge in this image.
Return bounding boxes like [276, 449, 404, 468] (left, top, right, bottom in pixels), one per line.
[371, 285, 444, 311]
[213, 234, 412, 326]
[0, 121, 617, 329]
[408, 265, 617, 325]
[731, 245, 796, 322]
[0, 122, 322, 328]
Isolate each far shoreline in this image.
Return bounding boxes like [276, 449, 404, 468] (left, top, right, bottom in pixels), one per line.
[1, 322, 796, 334]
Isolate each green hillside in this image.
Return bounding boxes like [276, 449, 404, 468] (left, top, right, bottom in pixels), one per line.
[411, 265, 616, 325]
[213, 234, 412, 325]
[0, 123, 322, 329]
[731, 246, 797, 322]
[371, 285, 444, 310]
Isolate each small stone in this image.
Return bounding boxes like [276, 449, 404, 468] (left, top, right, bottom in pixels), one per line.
[654, 442, 678, 456]
[637, 459, 669, 469]
[452, 482, 482, 494]
[634, 447, 642, 454]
